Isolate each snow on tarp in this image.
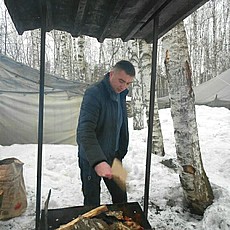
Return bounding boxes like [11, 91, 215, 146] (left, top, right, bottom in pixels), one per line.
[0, 54, 88, 146]
[158, 68, 230, 109]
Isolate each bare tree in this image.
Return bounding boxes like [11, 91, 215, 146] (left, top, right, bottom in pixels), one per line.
[3, 9, 7, 55]
[72, 37, 78, 80]
[52, 30, 62, 76]
[185, 0, 230, 84]
[210, 0, 217, 77]
[60, 31, 71, 79]
[139, 39, 165, 156]
[77, 35, 86, 82]
[31, 29, 40, 70]
[128, 39, 144, 130]
[162, 21, 214, 215]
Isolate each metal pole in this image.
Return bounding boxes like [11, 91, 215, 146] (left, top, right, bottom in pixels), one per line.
[36, 2, 46, 229]
[143, 14, 159, 217]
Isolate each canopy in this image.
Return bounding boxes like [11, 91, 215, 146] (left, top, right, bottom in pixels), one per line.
[4, 0, 208, 42]
[0, 54, 88, 145]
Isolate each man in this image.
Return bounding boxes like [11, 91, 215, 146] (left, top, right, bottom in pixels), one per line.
[77, 60, 135, 206]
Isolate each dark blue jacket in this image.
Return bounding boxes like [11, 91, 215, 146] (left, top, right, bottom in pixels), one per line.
[77, 73, 129, 167]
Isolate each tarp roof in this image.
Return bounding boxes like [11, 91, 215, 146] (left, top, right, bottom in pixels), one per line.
[0, 54, 88, 95]
[4, 0, 209, 43]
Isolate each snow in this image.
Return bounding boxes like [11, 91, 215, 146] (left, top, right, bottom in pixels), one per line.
[0, 105, 230, 230]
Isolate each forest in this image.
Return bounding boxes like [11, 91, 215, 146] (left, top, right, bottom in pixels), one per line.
[0, 0, 229, 98]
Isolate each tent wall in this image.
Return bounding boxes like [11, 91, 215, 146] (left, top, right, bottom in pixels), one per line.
[0, 54, 86, 146]
[194, 69, 230, 108]
[0, 92, 82, 145]
[158, 68, 230, 109]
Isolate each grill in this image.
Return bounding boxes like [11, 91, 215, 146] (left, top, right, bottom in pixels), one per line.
[40, 202, 152, 229]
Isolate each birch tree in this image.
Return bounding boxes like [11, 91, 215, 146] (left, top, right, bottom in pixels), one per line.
[3, 9, 7, 55]
[60, 31, 71, 79]
[77, 35, 86, 82]
[94, 43, 107, 82]
[31, 29, 40, 70]
[189, 11, 199, 85]
[218, 0, 230, 73]
[72, 37, 78, 80]
[162, 21, 214, 215]
[139, 39, 165, 156]
[210, 0, 217, 78]
[128, 39, 144, 130]
[53, 30, 62, 76]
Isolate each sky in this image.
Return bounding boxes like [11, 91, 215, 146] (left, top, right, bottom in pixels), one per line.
[0, 105, 230, 230]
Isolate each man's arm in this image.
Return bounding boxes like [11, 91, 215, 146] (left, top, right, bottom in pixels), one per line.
[77, 88, 107, 167]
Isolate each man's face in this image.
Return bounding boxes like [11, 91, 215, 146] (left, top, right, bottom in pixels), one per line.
[109, 69, 133, 94]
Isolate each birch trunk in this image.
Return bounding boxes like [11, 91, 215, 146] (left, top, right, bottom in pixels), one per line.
[60, 31, 71, 79]
[139, 39, 164, 156]
[129, 39, 144, 130]
[53, 30, 61, 75]
[152, 92, 165, 156]
[163, 21, 214, 215]
[3, 9, 8, 55]
[77, 35, 86, 82]
[211, 0, 217, 77]
[99, 43, 106, 71]
[72, 37, 78, 80]
[31, 29, 40, 70]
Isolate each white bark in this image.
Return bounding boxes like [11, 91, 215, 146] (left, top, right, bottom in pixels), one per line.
[128, 39, 144, 130]
[152, 92, 165, 156]
[163, 21, 214, 214]
[53, 30, 61, 75]
[77, 35, 86, 82]
[139, 39, 165, 156]
[60, 31, 71, 79]
[31, 29, 40, 70]
[72, 37, 78, 80]
[211, 0, 217, 77]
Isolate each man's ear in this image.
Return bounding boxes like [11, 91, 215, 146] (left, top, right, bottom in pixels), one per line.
[109, 70, 114, 78]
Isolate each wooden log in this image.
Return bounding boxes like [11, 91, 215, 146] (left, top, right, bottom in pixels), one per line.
[56, 205, 108, 230]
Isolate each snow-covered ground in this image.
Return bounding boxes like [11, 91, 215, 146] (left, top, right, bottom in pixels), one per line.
[1, 105, 230, 230]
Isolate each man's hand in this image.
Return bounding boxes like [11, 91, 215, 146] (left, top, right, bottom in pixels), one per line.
[94, 161, 113, 179]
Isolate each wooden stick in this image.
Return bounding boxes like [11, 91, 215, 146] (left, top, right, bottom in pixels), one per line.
[56, 205, 108, 230]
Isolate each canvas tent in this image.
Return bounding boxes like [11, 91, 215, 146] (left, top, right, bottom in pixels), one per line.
[158, 68, 230, 109]
[0, 54, 88, 146]
[195, 69, 230, 109]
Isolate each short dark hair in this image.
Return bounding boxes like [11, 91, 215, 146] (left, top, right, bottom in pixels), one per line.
[113, 60, 135, 77]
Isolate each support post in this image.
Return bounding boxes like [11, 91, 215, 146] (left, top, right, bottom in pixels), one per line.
[35, 1, 46, 229]
[143, 14, 159, 217]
